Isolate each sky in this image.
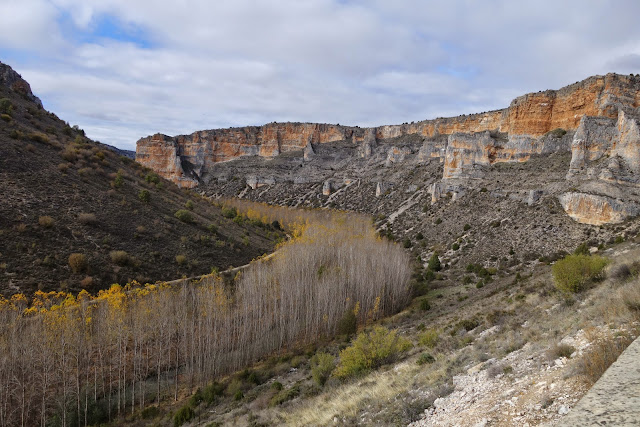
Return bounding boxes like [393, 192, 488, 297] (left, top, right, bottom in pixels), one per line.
[2, 1, 640, 151]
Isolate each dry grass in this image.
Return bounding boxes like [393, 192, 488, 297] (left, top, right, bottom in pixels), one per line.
[579, 331, 634, 384]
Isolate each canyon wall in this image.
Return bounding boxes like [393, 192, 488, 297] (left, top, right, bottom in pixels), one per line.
[136, 73, 640, 225]
[137, 73, 640, 188]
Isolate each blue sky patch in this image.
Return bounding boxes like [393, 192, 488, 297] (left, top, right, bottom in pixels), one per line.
[58, 12, 155, 49]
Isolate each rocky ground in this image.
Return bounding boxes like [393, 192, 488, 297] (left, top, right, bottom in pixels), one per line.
[202, 133, 635, 271]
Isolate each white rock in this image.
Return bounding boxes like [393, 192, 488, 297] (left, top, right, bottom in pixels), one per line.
[558, 405, 569, 415]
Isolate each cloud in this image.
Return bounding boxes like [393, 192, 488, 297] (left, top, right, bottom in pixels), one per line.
[2, 0, 640, 150]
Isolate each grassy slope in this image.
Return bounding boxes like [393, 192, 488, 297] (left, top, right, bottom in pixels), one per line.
[0, 79, 279, 295]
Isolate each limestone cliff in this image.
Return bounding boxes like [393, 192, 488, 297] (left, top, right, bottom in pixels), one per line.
[136, 73, 640, 225]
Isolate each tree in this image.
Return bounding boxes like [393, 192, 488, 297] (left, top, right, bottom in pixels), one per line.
[427, 252, 441, 272]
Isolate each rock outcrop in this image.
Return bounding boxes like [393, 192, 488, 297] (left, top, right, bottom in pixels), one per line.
[0, 63, 43, 108]
[137, 73, 640, 225]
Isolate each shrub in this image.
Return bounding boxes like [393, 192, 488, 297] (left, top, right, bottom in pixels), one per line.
[222, 207, 237, 218]
[185, 200, 194, 210]
[417, 353, 435, 365]
[174, 210, 194, 223]
[434, 218, 442, 225]
[189, 388, 203, 407]
[141, 406, 160, 419]
[548, 343, 576, 360]
[418, 329, 439, 348]
[419, 298, 431, 311]
[138, 189, 150, 203]
[269, 385, 299, 407]
[80, 276, 93, 288]
[427, 252, 441, 272]
[548, 128, 567, 138]
[310, 352, 335, 386]
[457, 318, 479, 332]
[451, 243, 460, 251]
[334, 326, 412, 379]
[463, 224, 471, 231]
[110, 250, 130, 266]
[1, 113, 11, 122]
[610, 264, 632, 281]
[0, 98, 12, 114]
[9, 129, 24, 139]
[173, 404, 194, 427]
[61, 147, 77, 162]
[78, 213, 97, 225]
[30, 133, 49, 144]
[38, 216, 54, 228]
[176, 255, 187, 265]
[113, 171, 124, 188]
[416, 232, 424, 240]
[403, 238, 412, 248]
[580, 333, 633, 384]
[144, 172, 160, 185]
[574, 242, 589, 255]
[336, 308, 357, 336]
[68, 253, 87, 273]
[202, 382, 224, 404]
[233, 390, 244, 401]
[552, 254, 609, 293]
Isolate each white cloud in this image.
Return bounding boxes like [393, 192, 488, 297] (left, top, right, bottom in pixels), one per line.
[3, 0, 640, 150]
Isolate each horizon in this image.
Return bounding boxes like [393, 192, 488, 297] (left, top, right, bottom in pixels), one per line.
[2, 1, 640, 150]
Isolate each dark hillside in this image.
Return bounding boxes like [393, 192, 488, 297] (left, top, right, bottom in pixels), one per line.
[0, 62, 279, 294]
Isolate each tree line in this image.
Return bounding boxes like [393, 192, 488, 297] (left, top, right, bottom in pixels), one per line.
[0, 202, 410, 426]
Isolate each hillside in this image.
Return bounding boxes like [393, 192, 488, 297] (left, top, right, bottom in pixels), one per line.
[136, 73, 640, 288]
[0, 62, 279, 294]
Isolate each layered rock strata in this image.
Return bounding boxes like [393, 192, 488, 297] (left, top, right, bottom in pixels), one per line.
[137, 73, 640, 224]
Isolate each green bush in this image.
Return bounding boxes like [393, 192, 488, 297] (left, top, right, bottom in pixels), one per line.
[233, 390, 244, 401]
[417, 353, 435, 365]
[310, 352, 335, 386]
[334, 326, 412, 379]
[138, 189, 150, 203]
[202, 382, 224, 404]
[174, 209, 194, 223]
[427, 252, 441, 272]
[222, 207, 238, 218]
[418, 329, 439, 348]
[144, 172, 160, 185]
[552, 254, 609, 293]
[141, 405, 160, 419]
[269, 385, 299, 407]
[463, 224, 471, 231]
[548, 128, 567, 138]
[336, 308, 357, 336]
[403, 238, 412, 248]
[173, 405, 194, 427]
[113, 171, 124, 188]
[188, 388, 203, 407]
[419, 298, 431, 311]
[185, 200, 194, 210]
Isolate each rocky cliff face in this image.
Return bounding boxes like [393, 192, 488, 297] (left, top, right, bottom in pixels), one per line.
[0, 63, 43, 108]
[137, 73, 640, 226]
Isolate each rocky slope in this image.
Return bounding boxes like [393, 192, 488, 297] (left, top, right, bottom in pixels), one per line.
[134, 74, 640, 277]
